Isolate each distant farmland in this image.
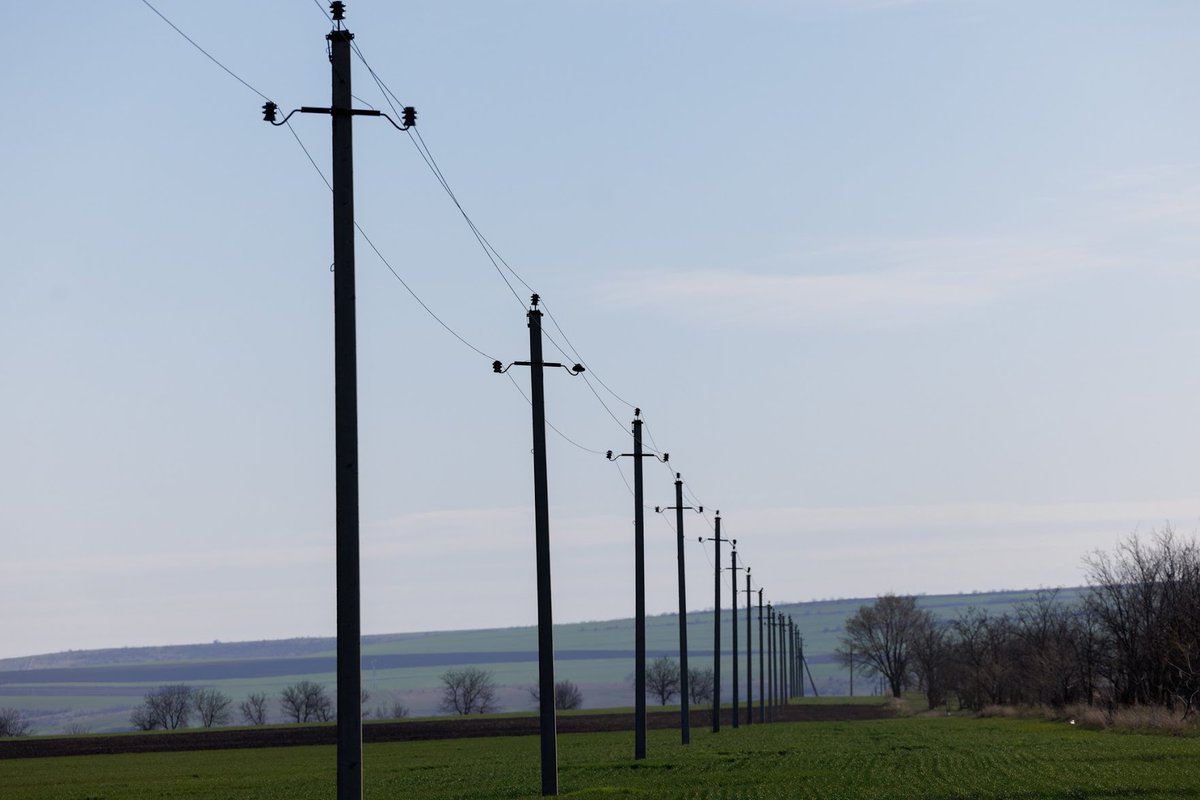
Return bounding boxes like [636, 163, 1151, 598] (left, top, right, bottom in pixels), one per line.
[0, 588, 1082, 733]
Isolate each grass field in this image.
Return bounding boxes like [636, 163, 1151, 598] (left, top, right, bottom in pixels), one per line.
[3, 715, 1197, 799]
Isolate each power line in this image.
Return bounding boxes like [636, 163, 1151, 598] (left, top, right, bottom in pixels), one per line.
[140, 0, 496, 367]
[140, 0, 271, 102]
[505, 374, 607, 456]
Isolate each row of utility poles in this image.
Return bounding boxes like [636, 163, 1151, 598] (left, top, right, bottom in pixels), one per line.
[273, 4, 816, 798]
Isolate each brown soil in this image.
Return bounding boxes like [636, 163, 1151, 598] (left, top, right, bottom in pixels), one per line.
[0, 704, 891, 760]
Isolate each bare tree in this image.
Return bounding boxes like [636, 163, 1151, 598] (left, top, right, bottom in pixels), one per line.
[239, 692, 269, 726]
[280, 681, 333, 723]
[529, 680, 584, 710]
[688, 666, 715, 705]
[1085, 527, 1200, 712]
[645, 657, 681, 705]
[838, 594, 923, 698]
[440, 667, 499, 715]
[909, 611, 953, 709]
[0, 707, 32, 737]
[130, 684, 194, 730]
[193, 689, 232, 728]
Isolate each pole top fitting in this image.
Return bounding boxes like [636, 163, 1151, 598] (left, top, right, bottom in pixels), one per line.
[676, 472, 681, 480]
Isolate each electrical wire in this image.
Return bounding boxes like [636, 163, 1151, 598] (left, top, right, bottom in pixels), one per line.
[140, 0, 271, 102]
[152, 0, 736, 564]
[141, 0, 498, 364]
[504, 373, 608, 457]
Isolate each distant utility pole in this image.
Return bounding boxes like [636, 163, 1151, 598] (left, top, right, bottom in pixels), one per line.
[744, 569, 753, 725]
[607, 413, 667, 761]
[658, 476, 701, 745]
[797, 632, 805, 699]
[766, 603, 774, 720]
[757, 588, 765, 723]
[730, 548, 743, 729]
[701, 515, 733, 733]
[493, 295, 585, 796]
[262, 5, 416, 798]
[849, 645, 854, 697]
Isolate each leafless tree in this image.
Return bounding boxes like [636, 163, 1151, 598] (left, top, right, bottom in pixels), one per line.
[909, 610, 953, 709]
[130, 684, 193, 730]
[645, 657, 681, 705]
[280, 681, 333, 723]
[837, 594, 923, 698]
[239, 692, 270, 725]
[688, 666, 715, 705]
[193, 688, 232, 728]
[439, 667, 498, 715]
[529, 680, 584, 710]
[0, 707, 32, 737]
[1085, 527, 1200, 712]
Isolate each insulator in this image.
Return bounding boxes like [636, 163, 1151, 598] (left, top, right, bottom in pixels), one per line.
[402, 106, 417, 128]
[262, 101, 278, 123]
[492, 360, 503, 373]
[330, 1, 346, 21]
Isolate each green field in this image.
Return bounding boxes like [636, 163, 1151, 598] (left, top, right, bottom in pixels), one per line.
[3, 715, 1198, 799]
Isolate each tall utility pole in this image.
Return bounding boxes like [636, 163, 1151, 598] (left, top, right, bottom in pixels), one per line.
[494, 297, 586, 796]
[730, 548, 742, 728]
[757, 588, 765, 723]
[263, 7, 419, 797]
[328, 15, 361, 799]
[657, 475, 700, 745]
[744, 570, 753, 725]
[607, 412, 666, 761]
[766, 603, 774, 720]
[701, 515, 733, 733]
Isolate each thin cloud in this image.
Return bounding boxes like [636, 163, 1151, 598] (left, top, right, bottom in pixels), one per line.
[604, 236, 1108, 330]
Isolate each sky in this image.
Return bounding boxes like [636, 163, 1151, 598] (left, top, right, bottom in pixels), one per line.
[2, 1, 1199, 661]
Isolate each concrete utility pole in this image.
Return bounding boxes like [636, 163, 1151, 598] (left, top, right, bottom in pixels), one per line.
[606, 413, 667, 761]
[493, 297, 586, 796]
[757, 588, 765, 723]
[262, 7, 417, 798]
[328, 15, 361, 799]
[798, 634, 806, 698]
[730, 548, 743, 728]
[657, 476, 701, 745]
[701, 515, 733, 733]
[766, 604, 774, 720]
[745, 570, 753, 724]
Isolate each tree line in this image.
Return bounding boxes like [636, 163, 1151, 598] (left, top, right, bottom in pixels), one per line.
[129, 681, 410, 730]
[840, 528, 1200, 716]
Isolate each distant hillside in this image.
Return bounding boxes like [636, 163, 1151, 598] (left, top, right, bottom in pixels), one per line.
[0, 587, 1085, 734]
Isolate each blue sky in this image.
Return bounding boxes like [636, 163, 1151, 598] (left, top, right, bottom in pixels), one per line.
[2, 1, 1198, 660]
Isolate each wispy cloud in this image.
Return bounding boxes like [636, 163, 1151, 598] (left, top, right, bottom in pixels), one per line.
[603, 235, 1108, 330]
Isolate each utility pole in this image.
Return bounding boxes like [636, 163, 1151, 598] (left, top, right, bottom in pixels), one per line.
[606, 413, 667, 761]
[493, 297, 585, 796]
[798, 634, 805, 698]
[757, 588, 765, 723]
[766, 603, 774, 721]
[328, 13, 361, 798]
[744, 570, 753, 725]
[657, 476, 701, 745]
[849, 645, 854, 697]
[701, 515, 733, 733]
[787, 616, 795, 704]
[730, 548, 742, 728]
[262, 8, 417, 795]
